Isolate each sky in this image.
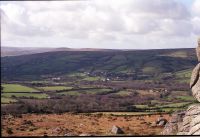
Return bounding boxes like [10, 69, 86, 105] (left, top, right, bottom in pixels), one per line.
[0, 0, 200, 49]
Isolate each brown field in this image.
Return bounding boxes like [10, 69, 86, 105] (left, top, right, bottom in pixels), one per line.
[1, 113, 171, 136]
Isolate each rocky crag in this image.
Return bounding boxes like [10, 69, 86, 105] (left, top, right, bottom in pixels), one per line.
[162, 38, 200, 135]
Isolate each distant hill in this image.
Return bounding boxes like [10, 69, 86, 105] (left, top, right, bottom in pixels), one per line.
[1, 47, 64, 57]
[1, 48, 197, 81]
[1, 47, 118, 57]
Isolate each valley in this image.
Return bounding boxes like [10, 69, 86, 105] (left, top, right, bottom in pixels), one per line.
[1, 48, 198, 136]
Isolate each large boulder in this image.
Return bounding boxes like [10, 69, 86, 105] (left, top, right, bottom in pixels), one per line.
[176, 38, 200, 135]
[190, 63, 200, 102]
[111, 125, 124, 134]
[162, 38, 200, 135]
[79, 133, 93, 136]
[162, 105, 200, 135]
[177, 104, 200, 135]
[162, 111, 185, 135]
[156, 118, 168, 127]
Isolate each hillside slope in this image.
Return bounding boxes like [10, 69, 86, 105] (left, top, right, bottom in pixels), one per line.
[1, 48, 197, 81]
[1, 47, 117, 57]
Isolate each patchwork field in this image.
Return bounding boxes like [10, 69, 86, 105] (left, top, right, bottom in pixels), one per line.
[1, 97, 17, 104]
[37, 86, 73, 91]
[1, 84, 49, 102]
[2, 93, 49, 99]
[1, 84, 39, 93]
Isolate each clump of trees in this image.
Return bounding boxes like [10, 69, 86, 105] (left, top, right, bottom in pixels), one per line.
[1, 94, 153, 115]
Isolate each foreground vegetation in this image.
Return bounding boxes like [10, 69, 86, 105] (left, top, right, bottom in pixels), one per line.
[1, 112, 171, 136]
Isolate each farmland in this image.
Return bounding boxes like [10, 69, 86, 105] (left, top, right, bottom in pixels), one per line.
[1, 82, 196, 114]
[1, 84, 48, 101]
[1, 48, 198, 136]
[1, 84, 39, 93]
[1, 97, 17, 104]
[2, 93, 48, 99]
[37, 86, 73, 91]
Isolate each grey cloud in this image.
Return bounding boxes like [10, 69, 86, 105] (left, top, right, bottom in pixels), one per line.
[0, 0, 199, 49]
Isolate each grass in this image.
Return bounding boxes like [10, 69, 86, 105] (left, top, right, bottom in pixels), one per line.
[177, 96, 195, 101]
[31, 80, 49, 83]
[59, 91, 80, 96]
[136, 102, 191, 109]
[82, 76, 102, 81]
[37, 86, 73, 91]
[155, 102, 191, 108]
[115, 91, 132, 96]
[1, 97, 17, 104]
[135, 105, 149, 108]
[160, 51, 188, 58]
[134, 102, 192, 113]
[68, 72, 86, 77]
[2, 93, 49, 99]
[1, 84, 39, 93]
[160, 108, 177, 112]
[175, 69, 192, 83]
[142, 67, 157, 74]
[91, 112, 156, 116]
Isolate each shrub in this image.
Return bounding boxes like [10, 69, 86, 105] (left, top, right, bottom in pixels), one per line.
[6, 128, 13, 134]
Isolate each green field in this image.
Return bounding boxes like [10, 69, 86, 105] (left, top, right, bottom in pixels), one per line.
[1, 84, 39, 93]
[135, 102, 191, 109]
[82, 76, 103, 81]
[91, 112, 156, 116]
[177, 96, 195, 101]
[160, 102, 190, 107]
[1, 97, 17, 104]
[59, 91, 80, 96]
[2, 93, 48, 99]
[68, 72, 86, 77]
[160, 51, 188, 58]
[175, 69, 192, 83]
[135, 104, 149, 108]
[134, 102, 192, 113]
[37, 86, 73, 91]
[115, 90, 132, 96]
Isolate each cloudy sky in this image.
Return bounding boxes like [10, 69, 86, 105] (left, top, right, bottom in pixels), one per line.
[1, 0, 200, 49]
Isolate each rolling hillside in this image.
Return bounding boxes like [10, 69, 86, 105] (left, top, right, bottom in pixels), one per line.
[1, 47, 117, 57]
[1, 48, 197, 81]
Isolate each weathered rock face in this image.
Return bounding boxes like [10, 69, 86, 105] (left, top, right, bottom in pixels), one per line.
[162, 111, 185, 135]
[197, 38, 200, 61]
[177, 104, 200, 135]
[162, 38, 200, 135]
[177, 38, 200, 135]
[190, 63, 200, 102]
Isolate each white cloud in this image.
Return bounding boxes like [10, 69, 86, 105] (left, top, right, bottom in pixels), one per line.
[192, 0, 200, 15]
[191, 0, 200, 35]
[0, 0, 199, 49]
